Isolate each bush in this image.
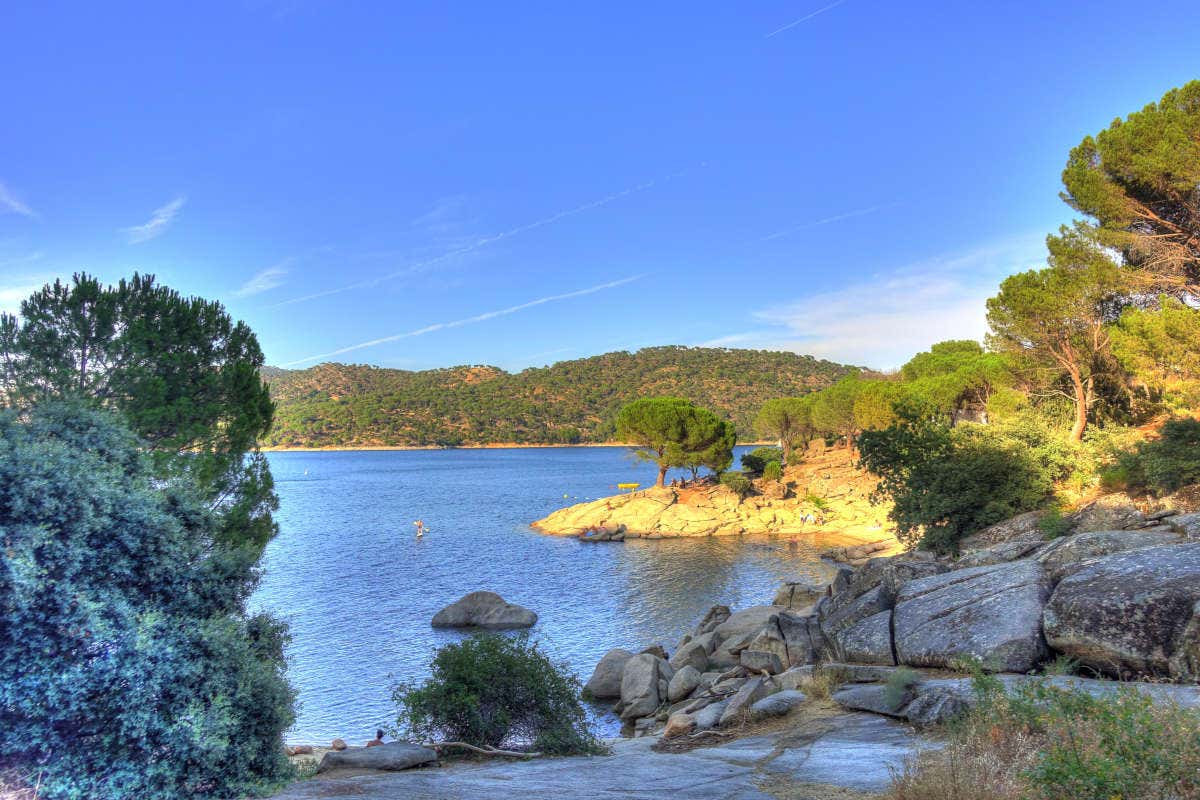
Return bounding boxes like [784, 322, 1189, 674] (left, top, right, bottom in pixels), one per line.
[859, 414, 1054, 553]
[1108, 418, 1200, 496]
[391, 634, 603, 756]
[740, 446, 783, 475]
[888, 676, 1200, 800]
[1037, 507, 1071, 539]
[720, 471, 753, 498]
[0, 403, 295, 800]
[762, 461, 783, 482]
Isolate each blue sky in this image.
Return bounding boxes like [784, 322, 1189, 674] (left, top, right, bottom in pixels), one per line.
[1, 2, 1198, 371]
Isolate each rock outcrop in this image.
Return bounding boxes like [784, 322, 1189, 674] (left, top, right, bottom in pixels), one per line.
[431, 591, 537, 629]
[584, 648, 634, 698]
[892, 560, 1051, 672]
[1043, 542, 1200, 680]
[316, 742, 438, 773]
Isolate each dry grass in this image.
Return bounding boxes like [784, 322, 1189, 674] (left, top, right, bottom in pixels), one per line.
[888, 678, 1200, 800]
[0, 768, 41, 800]
[798, 666, 849, 701]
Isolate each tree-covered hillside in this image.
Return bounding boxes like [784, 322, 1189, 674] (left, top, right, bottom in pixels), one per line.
[262, 346, 854, 447]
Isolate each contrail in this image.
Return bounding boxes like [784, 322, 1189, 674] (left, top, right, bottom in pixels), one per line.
[282, 275, 645, 367]
[756, 203, 896, 242]
[765, 0, 850, 38]
[272, 168, 694, 308]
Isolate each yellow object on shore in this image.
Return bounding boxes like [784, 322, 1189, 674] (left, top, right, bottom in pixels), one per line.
[617, 482, 640, 492]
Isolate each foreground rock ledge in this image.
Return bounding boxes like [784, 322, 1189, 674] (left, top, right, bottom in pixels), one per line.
[431, 591, 538, 629]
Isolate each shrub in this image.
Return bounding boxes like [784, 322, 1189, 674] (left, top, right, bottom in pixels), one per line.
[391, 634, 603, 756]
[883, 668, 922, 711]
[1037, 507, 1071, 539]
[859, 414, 1054, 553]
[720, 471, 753, 498]
[741, 446, 783, 475]
[0, 403, 295, 800]
[889, 676, 1200, 800]
[762, 461, 783, 482]
[1111, 418, 1200, 496]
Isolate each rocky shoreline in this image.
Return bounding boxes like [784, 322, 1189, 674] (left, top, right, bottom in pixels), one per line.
[579, 494, 1200, 744]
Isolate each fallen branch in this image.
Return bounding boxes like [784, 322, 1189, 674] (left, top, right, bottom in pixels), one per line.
[424, 741, 542, 758]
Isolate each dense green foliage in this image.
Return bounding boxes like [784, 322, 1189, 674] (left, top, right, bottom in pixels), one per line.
[391, 634, 602, 756]
[1061, 80, 1200, 300]
[615, 397, 735, 486]
[719, 470, 753, 498]
[753, 396, 816, 460]
[761, 460, 783, 482]
[0, 273, 278, 551]
[1105, 418, 1200, 496]
[0, 404, 294, 800]
[858, 413, 1057, 552]
[740, 446, 783, 475]
[263, 347, 851, 448]
[1111, 296, 1200, 410]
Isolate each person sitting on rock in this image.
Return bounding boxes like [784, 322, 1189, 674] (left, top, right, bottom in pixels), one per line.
[366, 729, 385, 747]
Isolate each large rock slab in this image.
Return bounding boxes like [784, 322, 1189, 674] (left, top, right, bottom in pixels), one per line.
[1044, 542, 1200, 679]
[1070, 493, 1145, 533]
[274, 713, 930, 800]
[1035, 529, 1183, 580]
[584, 648, 634, 699]
[836, 610, 895, 665]
[893, 560, 1051, 672]
[316, 742, 438, 773]
[430, 591, 537, 629]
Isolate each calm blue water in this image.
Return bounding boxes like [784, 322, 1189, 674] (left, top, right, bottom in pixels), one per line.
[252, 447, 833, 744]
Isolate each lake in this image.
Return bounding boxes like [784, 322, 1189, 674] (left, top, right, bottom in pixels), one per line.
[252, 447, 835, 743]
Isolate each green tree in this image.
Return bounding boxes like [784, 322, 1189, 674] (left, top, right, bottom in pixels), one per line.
[0, 402, 294, 800]
[852, 380, 904, 432]
[0, 273, 277, 550]
[811, 374, 864, 448]
[901, 340, 1014, 424]
[1110, 296, 1200, 407]
[615, 397, 734, 485]
[753, 395, 816, 461]
[1061, 80, 1200, 299]
[986, 230, 1126, 441]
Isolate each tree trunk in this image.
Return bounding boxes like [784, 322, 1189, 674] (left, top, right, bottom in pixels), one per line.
[656, 464, 667, 487]
[1068, 367, 1088, 442]
[781, 439, 792, 462]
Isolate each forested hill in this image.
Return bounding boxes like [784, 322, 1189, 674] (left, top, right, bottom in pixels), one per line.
[261, 346, 855, 447]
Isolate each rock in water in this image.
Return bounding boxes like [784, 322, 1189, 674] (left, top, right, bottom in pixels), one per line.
[585, 648, 634, 698]
[1044, 543, 1200, 680]
[430, 591, 537, 629]
[316, 742, 438, 773]
[615, 653, 673, 720]
[892, 560, 1051, 672]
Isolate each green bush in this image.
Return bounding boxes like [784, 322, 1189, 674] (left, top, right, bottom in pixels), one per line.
[720, 471, 753, 498]
[0, 403, 295, 800]
[741, 446, 783, 475]
[762, 461, 783, 482]
[890, 675, 1200, 800]
[1109, 418, 1200, 496]
[1037, 507, 1072, 539]
[391, 634, 603, 756]
[859, 414, 1054, 553]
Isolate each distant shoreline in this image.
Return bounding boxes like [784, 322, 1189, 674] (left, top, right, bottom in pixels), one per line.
[261, 441, 773, 453]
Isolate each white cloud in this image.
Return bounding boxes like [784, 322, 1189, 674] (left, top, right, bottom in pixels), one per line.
[0, 181, 37, 218]
[233, 261, 290, 298]
[283, 275, 645, 367]
[755, 203, 897, 243]
[0, 273, 54, 315]
[708, 234, 1046, 369]
[121, 196, 186, 243]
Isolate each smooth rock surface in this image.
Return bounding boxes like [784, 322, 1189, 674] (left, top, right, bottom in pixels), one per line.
[316, 742, 438, 773]
[667, 665, 702, 702]
[893, 560, 1051, 672]
[274, 713, 928, 799]
[430, 591, 537, 629]
[748, 689, 807, 719]
[616, 653, 672, 720]
[1035, 529, 1184, 580]
[1044, 543, 1200, 679]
